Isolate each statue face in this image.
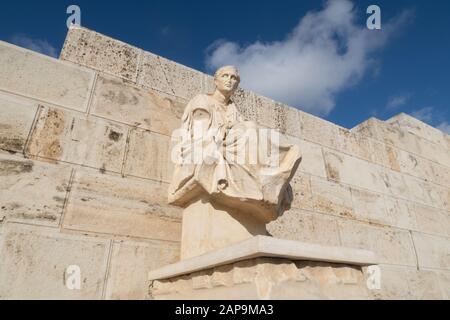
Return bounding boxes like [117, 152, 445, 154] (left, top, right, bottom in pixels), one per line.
[215, 68, 239, 94]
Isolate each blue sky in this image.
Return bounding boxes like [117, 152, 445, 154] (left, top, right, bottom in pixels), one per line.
[0, 0, 449, 133]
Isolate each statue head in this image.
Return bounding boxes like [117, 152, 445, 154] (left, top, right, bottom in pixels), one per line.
[214, 65, 240, 95]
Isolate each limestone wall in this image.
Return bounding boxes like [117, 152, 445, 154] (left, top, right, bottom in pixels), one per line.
[0, 25, 449, 299]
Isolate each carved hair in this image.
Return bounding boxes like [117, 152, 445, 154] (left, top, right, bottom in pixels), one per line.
[214, 65, 241, 84]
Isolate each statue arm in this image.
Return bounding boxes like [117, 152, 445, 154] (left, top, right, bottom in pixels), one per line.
[181, 95, 211, 132]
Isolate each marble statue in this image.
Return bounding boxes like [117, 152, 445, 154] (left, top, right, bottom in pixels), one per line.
[168, 66, 302, 259]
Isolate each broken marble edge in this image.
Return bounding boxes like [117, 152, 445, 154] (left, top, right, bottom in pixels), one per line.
[148, 236, 378, 280]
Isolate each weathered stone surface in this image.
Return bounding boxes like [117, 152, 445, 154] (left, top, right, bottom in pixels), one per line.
[123, 128, 173, 183]
[367, 139, 386, 166]
[338, 220, 417, 266]
[0, 94, 38, 154]
[273, 262, 370, 300]
[290, 172, 313, 210]
[26, 106, 127, 173]
[407, 269, 447, 299]
[254, 95, 301, 136]
[276, 105, 302, 137]
[0, 223, 110, 299]
[433, 270, 450, 299]
[233, 88, 257, 122]
[90, 74, 183, 135]
[336, 130, 397, 171]
[0, 40, 95, 112]
[367, 264, 413, 300]
[384, 196, 418, 230]
[351, 188, 391, 225]
[202, 74, 216, 96]
[151, 258, 371, 300]
[62, 169, 182, 241]
[409, 203, 450, 237]
[379, 168, 410, 200]
[430, 161, 450, 188]
[337, 128, 373, 162]
[105, 239, 179, 300]
[253, 94, 278, 128]
[415, 137, 450, 168]
[289, 138, 327, 178]
[137, 52, 173, 94]
[382, 144, 401, 171]
[299, 112, 340, 150]
[412, 232, 450, 270]
[354, 117, 450, 168]
[380, 121, 450, 167]
[351, 118, 381, 141]
[377, 120, 422, 154]
[160, 58, 204, 101]
[311, 177, 354, 219]
[267, 209, 341, 246]
[437, 187, 450, 212]
[402, 174, 443, 209]
[323, 149, 386, 193]
[387, 113, 448, 150]
[61, 26, 140, 81]
[0, 153, 71, 227]
[367, 264, 444, 300]
[396, 149, 435, 183]
[139, 52, 203, 100]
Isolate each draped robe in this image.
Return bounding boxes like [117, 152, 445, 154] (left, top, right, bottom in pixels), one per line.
[168, 93, 302, 221]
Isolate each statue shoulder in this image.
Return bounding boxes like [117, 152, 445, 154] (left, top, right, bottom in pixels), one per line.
[185, 94, 215, 111]
[187, 93, 210, 104]
[182, 94, 213, 121]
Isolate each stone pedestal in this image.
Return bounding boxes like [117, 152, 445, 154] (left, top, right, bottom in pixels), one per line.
[180, 197, 270, 260]
[149, 236, 379, 300]
[150, 258, 373, 300]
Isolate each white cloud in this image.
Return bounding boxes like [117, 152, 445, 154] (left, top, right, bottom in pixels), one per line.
[386, 94, 411, 110]
[411, 107, 434, 123]
[206, 0, 412, 115]
[437, 122, 450, 135]
[11, 34, 58, 58]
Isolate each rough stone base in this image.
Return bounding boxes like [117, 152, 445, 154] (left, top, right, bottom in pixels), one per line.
[149, 258, 372, 300]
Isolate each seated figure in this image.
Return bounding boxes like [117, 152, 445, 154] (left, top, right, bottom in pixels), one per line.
[168, 66, 301, 222]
